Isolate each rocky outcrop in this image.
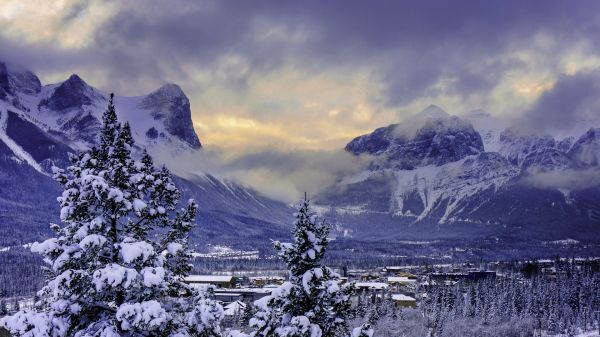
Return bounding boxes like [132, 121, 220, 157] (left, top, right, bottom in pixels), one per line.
[139, 84, 201, 149]
[346, 109, 483, 169]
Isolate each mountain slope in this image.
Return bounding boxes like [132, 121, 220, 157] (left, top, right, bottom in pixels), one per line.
[316, 106, 600, 241]
[0, 62, 291, 249]
[346, 105, 484, 169]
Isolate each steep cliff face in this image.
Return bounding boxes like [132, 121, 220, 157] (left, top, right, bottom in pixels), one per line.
[0, 62, 42, 110]
[498, 130, 557, 167]
[568, 128, 600, 166]
[139, 83, 201, 149]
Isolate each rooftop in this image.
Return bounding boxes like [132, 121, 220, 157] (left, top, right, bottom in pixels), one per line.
[184, 275, 234, 283]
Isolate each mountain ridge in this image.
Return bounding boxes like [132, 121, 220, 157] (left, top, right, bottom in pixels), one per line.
[316, 106, 600, 241]
[0, 62, 291, 248]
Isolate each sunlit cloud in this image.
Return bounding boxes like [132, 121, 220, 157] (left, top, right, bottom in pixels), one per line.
[0, 0, 117, 49]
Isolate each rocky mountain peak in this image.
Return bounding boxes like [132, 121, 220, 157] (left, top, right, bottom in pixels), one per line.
[418, 104, 449, 119]
[498, 129, 556, 167]
[154, 83, 186, 98]
[568, 128, 600, 166]
[0, 61, 42, 99]
[40, 73, 104, 111]
[346, 109, 483, 169]
[64, 74, 87, 88]
[521, 148, 577, 172]
[139, 83, 201, 149]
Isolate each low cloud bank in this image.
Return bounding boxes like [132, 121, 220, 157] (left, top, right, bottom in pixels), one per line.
[522, 167, 600, 190]
[149, 146, 371, 202]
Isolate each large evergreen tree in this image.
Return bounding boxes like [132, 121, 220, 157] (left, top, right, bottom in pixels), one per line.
[249, 197, 353, 337]
[1, 94, 222, 337]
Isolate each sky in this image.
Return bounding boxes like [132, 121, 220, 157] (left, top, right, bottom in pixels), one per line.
[2, 0, 600, 200]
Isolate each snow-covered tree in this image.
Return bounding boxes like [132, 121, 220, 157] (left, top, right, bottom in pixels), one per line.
[350, 323, 372, 337]
[0, 300, 7, 316]
[249, 197, 354, 337]
[0, 94, 223, 337]
[240, 301, 255, 327]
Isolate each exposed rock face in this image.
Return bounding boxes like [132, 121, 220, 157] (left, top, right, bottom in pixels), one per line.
[568, 128, 600, 166]
[345, 124, 395, 155]
[40, 74, 105, 111]
[0, 62, 42, 108]
[0, 63, 11, 100]
[346, 112, 483, 169]
[557, 136, 575, 152]
[139, 84, 202, 149]
[1, 66, 202, 151]
[146, 127, 159, 139]
[521, 148, 577, 172]
[498, 130, 556, 167]
[7, 67, 41, 96]
[5, 110, 73, 171]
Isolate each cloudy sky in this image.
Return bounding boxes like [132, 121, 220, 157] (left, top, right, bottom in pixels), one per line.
[2, 0, 600, 199]
[2, 0, 600, 150]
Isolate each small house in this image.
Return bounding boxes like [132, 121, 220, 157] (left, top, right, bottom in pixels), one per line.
[392, 294, 417, 308]
[184, 275, 236, 288]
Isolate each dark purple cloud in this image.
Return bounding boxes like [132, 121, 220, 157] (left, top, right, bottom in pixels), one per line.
[83, 0, 600, 105]
[516, 70, 600, 134]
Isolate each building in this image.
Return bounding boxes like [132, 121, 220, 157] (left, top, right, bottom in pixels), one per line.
[214, 292, 244, 304]
[359, 273, 380, 281]
[249, 276, 285, 287]
[184, 275, 236, 288]
[387, 276, 418, 292]
[466, 271, 496, 281]
[392, 294, 417, 308]
[429, 271, 496, 282]
[383, 266, 421, 276]
[355, 282, 388, 292]
[223, 300, 247, 316]
[387, 276, 417, 285]
[214, 288, 272, 304]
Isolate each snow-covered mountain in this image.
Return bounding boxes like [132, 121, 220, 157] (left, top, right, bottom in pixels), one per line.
[345, 105, 484, 170]
[568, 128, 600, 166]
[6, 63, 201, 153]
[0, 61, 290, 247]
[316, 106, 600, 241]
